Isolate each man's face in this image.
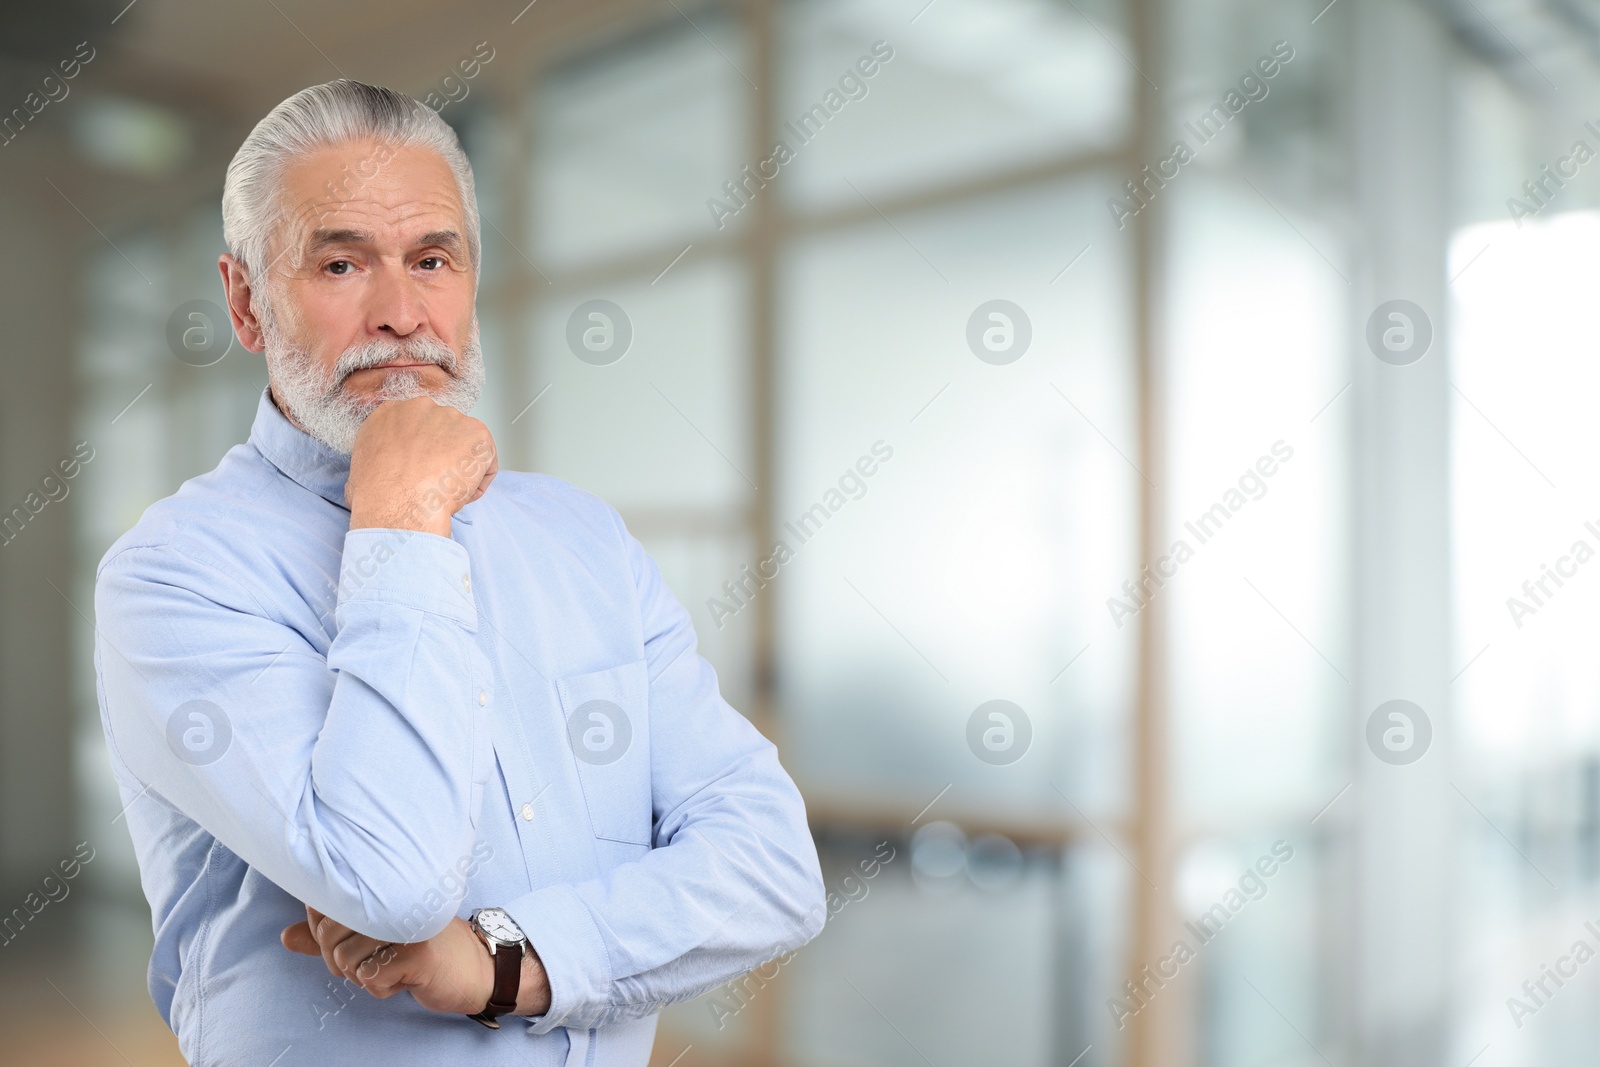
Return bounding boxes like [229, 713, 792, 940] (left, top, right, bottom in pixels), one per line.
[225, 139, 484, 454]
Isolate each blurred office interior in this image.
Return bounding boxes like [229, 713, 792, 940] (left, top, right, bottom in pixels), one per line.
[2, 0, 1600, 1064]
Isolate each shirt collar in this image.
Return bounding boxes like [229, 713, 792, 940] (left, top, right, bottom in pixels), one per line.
[246, 388, 477, 524]
[248, 387, 353, 511]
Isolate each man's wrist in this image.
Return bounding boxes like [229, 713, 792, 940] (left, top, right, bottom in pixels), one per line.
[513, 944, 552, 1016]
[466, 909, 550, 1020]
[349, 504, 450, 538]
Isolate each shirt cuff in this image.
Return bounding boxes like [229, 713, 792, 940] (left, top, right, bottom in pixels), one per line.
[335, 527, 477, 629]
[502, 883, 613, 1034]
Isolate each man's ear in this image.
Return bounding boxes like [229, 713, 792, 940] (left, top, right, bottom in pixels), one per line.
[218, 253, 268, 353]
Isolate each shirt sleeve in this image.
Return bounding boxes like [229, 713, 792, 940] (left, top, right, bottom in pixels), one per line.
[94, 528, 495, 944]
[501, 520, 827, 1034]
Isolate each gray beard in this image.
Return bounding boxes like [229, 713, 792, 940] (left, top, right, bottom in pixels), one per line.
[264, 318, 485, 456]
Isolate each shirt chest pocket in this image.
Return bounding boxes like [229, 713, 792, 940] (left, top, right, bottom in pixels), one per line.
[555, 660, 652, 848]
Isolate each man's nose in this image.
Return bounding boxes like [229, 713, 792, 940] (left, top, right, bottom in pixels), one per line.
[370, 260, 426, 336]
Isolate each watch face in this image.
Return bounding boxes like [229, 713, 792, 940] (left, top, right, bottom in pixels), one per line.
[474, 908, 523, 945]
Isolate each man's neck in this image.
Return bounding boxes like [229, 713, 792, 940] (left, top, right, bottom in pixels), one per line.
[267, 384, 313, 437]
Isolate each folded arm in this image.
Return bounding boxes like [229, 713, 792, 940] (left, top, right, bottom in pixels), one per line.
[97, 398, 500, 943]
[96, 525, 493, 944]
[503, 525, 827, 1034]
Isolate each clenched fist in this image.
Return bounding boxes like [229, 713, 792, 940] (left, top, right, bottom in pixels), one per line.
[345, 397, 497, 538]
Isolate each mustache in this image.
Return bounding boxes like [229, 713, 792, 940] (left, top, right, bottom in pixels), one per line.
[332, 335, 458, 385]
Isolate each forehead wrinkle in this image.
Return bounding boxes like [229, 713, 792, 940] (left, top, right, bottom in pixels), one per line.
[286, 166, 461, 234]
[304, 225, 463, 256]
[304, 197, 462, 242]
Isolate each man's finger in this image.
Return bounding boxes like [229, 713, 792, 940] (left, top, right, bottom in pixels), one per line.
[308, 908, 353, 947]
[355, 943, 397, 981]
[334, 935, 393, 977]
[353, 943, 413, 997]
[310, 912, 363, 979]
[281, 921, 320, 955]
[309, 910, 401, 980]
[466, 448, 499, 505]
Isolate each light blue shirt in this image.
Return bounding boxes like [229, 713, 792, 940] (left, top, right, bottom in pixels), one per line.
[93, 388, 825, 1066]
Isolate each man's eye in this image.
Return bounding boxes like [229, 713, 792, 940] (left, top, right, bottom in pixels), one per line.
[325, 260, 353, 276]
[418, 256, 444, 271]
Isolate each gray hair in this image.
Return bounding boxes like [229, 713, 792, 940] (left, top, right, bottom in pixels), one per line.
[221, 79, 482, 306]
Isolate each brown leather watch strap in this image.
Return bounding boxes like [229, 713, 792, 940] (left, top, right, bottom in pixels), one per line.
[467, 922, 524, 1029]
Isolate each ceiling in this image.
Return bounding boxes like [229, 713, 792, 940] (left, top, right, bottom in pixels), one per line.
[8, 0, 1598, 234]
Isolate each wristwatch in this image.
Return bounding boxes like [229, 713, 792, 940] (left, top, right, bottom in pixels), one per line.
[466, 907, 529, 1029]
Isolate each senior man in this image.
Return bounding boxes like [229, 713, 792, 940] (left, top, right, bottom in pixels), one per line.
[93, 79, 824, 1066]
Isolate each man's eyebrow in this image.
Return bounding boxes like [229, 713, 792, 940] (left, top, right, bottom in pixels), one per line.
[304, 228, 372, 254]
[414, 230, 465, 256]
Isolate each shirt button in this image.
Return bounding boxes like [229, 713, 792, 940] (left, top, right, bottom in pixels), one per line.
[461, 575, 472, 592]
[477, 690, 488, 706]
[520, 803, 535, 822]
